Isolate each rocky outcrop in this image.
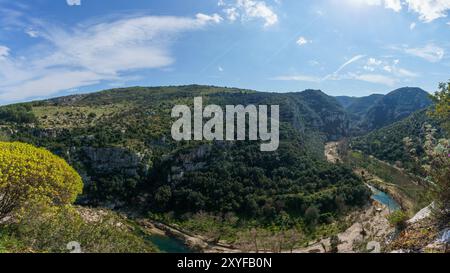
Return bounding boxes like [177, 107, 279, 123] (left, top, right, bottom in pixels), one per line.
[168, 144, 212, 181]
[79, 147, 145, 177]
[389, 203, 448, 253]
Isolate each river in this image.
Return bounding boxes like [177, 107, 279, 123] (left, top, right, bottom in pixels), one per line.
[148, 234, 192, 253]
[366, 184, 401, 211]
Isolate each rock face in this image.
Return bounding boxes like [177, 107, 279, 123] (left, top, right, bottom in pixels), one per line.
[79, 147, 144, 177]
[168, 144, 212, 182]
[388, 205, 448, 253]
[407, 202, 434, 224]
[294, 90, 351, 140]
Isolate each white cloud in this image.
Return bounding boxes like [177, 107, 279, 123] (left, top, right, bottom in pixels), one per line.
[410, 22, 417, 29]
[363, 57, 419, 77]
[384, 0, 403, 11]
[383, 63, 419, 77]
[296, 36, 310, 46]
[66, 0, 81, 6]
[403, 43, 445, 62]
[218, 66, 224, 72]
[224, 7, 239, 21]
[396, 67, 419, 77]
[353, 73, 397, 86]
[218, 0, 278, 27]
[0, 70, 105, 101]
[271, 74, 321, 82]
[0, 45, 10, 58]
[25, 29, 39, 38]
[360, 0, 403, 12]
[359, 0, 450, 22]
[196, 13, 223, 24]
[0, 14, 221, 102]
[404, 0, 450, 22]
[364, 57, 383, 71]
[272, 55, 417, 87]
[368, 57, 382, 66]
[277, 55, 418, 87]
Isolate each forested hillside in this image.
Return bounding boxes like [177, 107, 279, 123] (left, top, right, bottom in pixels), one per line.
[350, 110, 443, 173]
[0, 85, 369, 227]
[335, 87, 432, 135]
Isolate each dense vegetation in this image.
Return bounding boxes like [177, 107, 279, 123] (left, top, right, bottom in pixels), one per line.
[0, 83, 444, 252]
[419, 81, 450, 220]
[148, 141, 369, 223]
[0, 201, 157, 253]
[0, 104, 37, 124]
[337, 87, 432, 135]
[0, 85, 370, 227]
[350, 110, 442, 173]
[0, 142, 156, 253]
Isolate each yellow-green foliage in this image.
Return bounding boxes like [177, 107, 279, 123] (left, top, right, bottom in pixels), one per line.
[0, 142, 83, 217]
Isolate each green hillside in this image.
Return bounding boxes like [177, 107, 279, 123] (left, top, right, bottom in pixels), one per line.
[0, 85, 369, 227]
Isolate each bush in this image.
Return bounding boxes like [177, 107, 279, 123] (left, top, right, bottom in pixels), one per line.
[0, 104, 37, 123]
[387, 210, 408, 230]
[0, 142, 83, 218]
[5, 199, 155, 253]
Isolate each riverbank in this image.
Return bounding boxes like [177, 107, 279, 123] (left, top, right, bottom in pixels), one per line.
[138, 199, 395, 253]
[138, 219, 240, 253]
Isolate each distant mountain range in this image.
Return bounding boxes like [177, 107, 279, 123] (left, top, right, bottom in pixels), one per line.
[335, 87, 432, 134]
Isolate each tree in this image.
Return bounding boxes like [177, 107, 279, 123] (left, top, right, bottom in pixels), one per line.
[429, 80, 450, 135]
[0, 142, 83, 218]
[304, 206, 320, 227]
[427, 81, 450, 220]
[387, 210, 408, 231]
[154, 185, 172, 209]
[329, 235, 341, 253]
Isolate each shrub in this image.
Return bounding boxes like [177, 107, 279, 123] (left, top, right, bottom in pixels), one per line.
[387, 210, 408, 230]
[0, 142, 83, 218]
[8, 199, 155, 253]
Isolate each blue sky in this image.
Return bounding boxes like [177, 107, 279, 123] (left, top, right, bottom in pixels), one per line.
[0, 0, 449, 104]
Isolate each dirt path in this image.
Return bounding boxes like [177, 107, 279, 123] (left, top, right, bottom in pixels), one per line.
[325, 141, 341, 163]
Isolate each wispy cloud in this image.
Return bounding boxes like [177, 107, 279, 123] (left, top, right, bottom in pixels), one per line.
[272, 55, 417, 87]
[396, 43, 445, 62]
[271, 74, 321, 82]
[196, 13, 223, 24]
[352, 73, 397, 86]
[0, 14, 222, 102]
[323, 54, 366, 80]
